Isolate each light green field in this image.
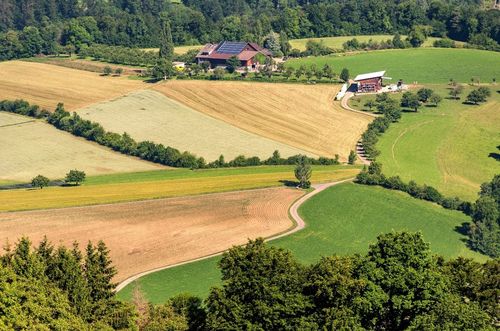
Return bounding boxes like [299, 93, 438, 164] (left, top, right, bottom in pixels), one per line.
[287, 48, 500, 84]
[289, 35, 442, 50]
[77, 89, 311, 161]
[0, 165, 360, 212]
[351, 85, 499, 201]
[118, 182, 485, 303]
[0, 112, 163, 182]
[142, 45, 201, 55]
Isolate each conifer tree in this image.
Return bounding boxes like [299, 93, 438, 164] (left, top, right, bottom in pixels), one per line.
[159, 14, 174, 60]
[85, 241, 117, 302]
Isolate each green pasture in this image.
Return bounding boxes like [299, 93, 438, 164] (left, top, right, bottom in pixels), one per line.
[118, 182, 485, 303]
[289, 35, 442, 50]
[351, 85, 499, 200]
[287, 48, 500, 84]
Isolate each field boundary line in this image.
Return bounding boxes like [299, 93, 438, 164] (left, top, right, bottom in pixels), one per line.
[0, 119, 37, 128]
[114, 178, 354, 292]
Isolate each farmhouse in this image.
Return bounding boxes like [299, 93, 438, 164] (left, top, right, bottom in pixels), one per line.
[196, 41, 272, 68]
[353, 71, 387, 93]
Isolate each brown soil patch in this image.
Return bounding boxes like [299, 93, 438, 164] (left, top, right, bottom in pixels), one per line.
[154, 80, 372, 160]
[0, 60, 144, 110]
[0, 187, 302, 282]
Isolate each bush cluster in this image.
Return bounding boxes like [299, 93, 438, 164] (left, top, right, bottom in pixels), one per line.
[356, 162, 471, 212]
[0, 99, 340, 169]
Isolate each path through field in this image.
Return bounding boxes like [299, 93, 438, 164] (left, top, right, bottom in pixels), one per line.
[0, 187, 303, 282]
[116, 178, 351, 291]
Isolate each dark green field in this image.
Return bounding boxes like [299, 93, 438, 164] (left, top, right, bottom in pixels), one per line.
[287, 48, 500, 84]
[118, 183, 485, 304]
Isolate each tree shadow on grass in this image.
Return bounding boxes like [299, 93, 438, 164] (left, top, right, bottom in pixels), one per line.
[279, 180, 299, 188]
[489, 153, 500, 162]
[455, 222, 471, 237]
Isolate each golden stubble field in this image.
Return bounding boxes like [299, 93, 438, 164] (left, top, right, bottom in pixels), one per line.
[0, 112, 164, 182]
[154, 80, 373, 161]
[77, 90, 311, 161]
[0, 187, 303, 282]
[0, 60, 144, 110]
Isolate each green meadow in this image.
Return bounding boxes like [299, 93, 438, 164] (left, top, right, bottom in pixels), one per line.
[287, 48, 500, 84]
[118, 182, 485, 303]
[351, 85, 499, 201]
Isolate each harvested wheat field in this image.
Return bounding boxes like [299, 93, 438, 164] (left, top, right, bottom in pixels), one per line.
[154, 80, 373, 160]
[0, 187, 303, 282]
[0, 60, 143, 110]
[0, 112, 163, 182]
[78, 90, 310, 161]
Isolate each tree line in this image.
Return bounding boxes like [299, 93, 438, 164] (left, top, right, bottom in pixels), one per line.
[0, 99, 341, 170]
[3, 232, 498, 329]
[1, 0, 499, 61]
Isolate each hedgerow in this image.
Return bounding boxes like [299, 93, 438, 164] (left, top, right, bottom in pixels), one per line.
[0, 99, 340, 170]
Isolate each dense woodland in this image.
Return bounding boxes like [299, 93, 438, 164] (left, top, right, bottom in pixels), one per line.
[1, 0, 499, 61]
[2, 233, 498, 329]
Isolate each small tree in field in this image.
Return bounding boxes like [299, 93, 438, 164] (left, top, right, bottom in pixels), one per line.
[340, 68, 350, 82]
[294, 155, 312, 189]
[449, 85, 463, 100]
[115, 68, 123, 76]
[103, 66, 112, 76]
[364, 100, 376, 111]
[416, 88, 433, 102]
[65, 170, 86, 186]
[429, 94, 442, 107]
[401, 92, 421, 112]
[31, 175, 49, 189]
[466, 88, 489, 105]
[348, 150, 357, 165]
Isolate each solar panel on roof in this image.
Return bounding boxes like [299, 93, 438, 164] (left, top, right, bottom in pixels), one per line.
[216, 41, 247, 54]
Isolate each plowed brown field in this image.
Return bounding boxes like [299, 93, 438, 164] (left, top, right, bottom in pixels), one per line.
[154, 80, 372, 161]
[0, 187, 302, 282]
[0, 61, 143, 110]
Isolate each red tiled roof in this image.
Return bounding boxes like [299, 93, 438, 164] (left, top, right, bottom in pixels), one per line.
[196, 42, 271, 61]
[238, 50, 259, 61]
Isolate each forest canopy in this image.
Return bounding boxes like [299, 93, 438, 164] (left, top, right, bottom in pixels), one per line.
[0, 0, 498, 50]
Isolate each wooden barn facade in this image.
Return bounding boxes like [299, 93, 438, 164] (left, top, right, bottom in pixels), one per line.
[354, 71, 386, 93]
[196, 41, 272, 68]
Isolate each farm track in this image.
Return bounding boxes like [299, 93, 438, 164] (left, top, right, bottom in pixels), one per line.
[115, 178, 353, 292]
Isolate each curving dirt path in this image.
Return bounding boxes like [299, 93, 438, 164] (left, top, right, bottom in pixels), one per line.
[115, 178, 353, 292]
[340, 92, 378, 118]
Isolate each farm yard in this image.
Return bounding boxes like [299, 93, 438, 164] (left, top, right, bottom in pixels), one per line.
[77, 90, 310, 161]
[0, 112, 162, 182]
[155, 80, 372, 160]
[118, 182, 485, 303]
[351, 85, 500, 201]
[287, 48, 500, 84]
[0, 165, 359, 212]
[0, 60, 143, 110]
[0, 187, 303, 283]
